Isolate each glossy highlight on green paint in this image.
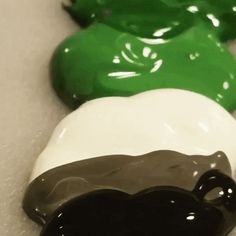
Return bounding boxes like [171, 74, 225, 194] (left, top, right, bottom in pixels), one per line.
[51, 0, 236, 110]
[64, 0, 236, 41]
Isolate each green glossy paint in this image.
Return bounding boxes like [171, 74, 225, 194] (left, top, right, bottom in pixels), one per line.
[51, 0, 236, 110]
[64, 0, 236, 41]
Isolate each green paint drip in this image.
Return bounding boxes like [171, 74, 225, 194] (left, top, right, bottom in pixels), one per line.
[52, 0, 236, 110]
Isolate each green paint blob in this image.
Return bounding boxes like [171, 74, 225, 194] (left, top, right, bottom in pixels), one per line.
[52, 0, 236, 110]
[64, 0, 236, 41]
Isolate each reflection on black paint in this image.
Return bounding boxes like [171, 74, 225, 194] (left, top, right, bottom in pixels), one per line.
[41, 170, 236, 236]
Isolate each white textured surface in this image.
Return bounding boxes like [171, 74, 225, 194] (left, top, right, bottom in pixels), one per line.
[0, 1, 235, 236]
[31, 89, 236, 181]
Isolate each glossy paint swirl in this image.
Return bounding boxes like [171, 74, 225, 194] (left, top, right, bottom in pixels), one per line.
[23, 150, 231, 224]
[24, 89, 236, 225]
[64, 0, 236, 41]
[41, 170, 236, 236]
[29, 90, 236, 182]
[51, 0, 236, 109]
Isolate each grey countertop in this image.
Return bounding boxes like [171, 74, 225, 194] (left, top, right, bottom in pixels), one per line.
[0, 1, 235, 235]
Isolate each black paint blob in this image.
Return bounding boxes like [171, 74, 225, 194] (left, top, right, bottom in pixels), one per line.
[41, 170, 236, 236]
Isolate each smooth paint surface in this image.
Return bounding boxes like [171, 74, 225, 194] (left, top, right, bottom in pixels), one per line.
[24, 151, 231, 224]
[30, 89, 236, 181]
[41, 171, 236, 236]
[51, 0, 236, 110]
[65, 0, 236, 41]
[0, 1, 235, 236]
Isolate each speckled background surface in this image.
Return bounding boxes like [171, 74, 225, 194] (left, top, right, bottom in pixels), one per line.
[0, 1, 235, 235]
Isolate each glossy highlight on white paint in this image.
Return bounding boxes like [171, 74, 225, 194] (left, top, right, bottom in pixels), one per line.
[30, 89, 236, 181]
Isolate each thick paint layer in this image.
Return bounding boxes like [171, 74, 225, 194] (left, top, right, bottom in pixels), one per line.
[29, 90, 236, 181]
[23, 150, 231, 224]
[52, 22, 236, 110]
[41, 170, 236, 236]
[51, 0, 236, 109]
[64, 0, 236, 41]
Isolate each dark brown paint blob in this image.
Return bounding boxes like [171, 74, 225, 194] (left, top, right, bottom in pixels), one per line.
[41, 170, 236, 236]
[23, 150, 231, 225]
